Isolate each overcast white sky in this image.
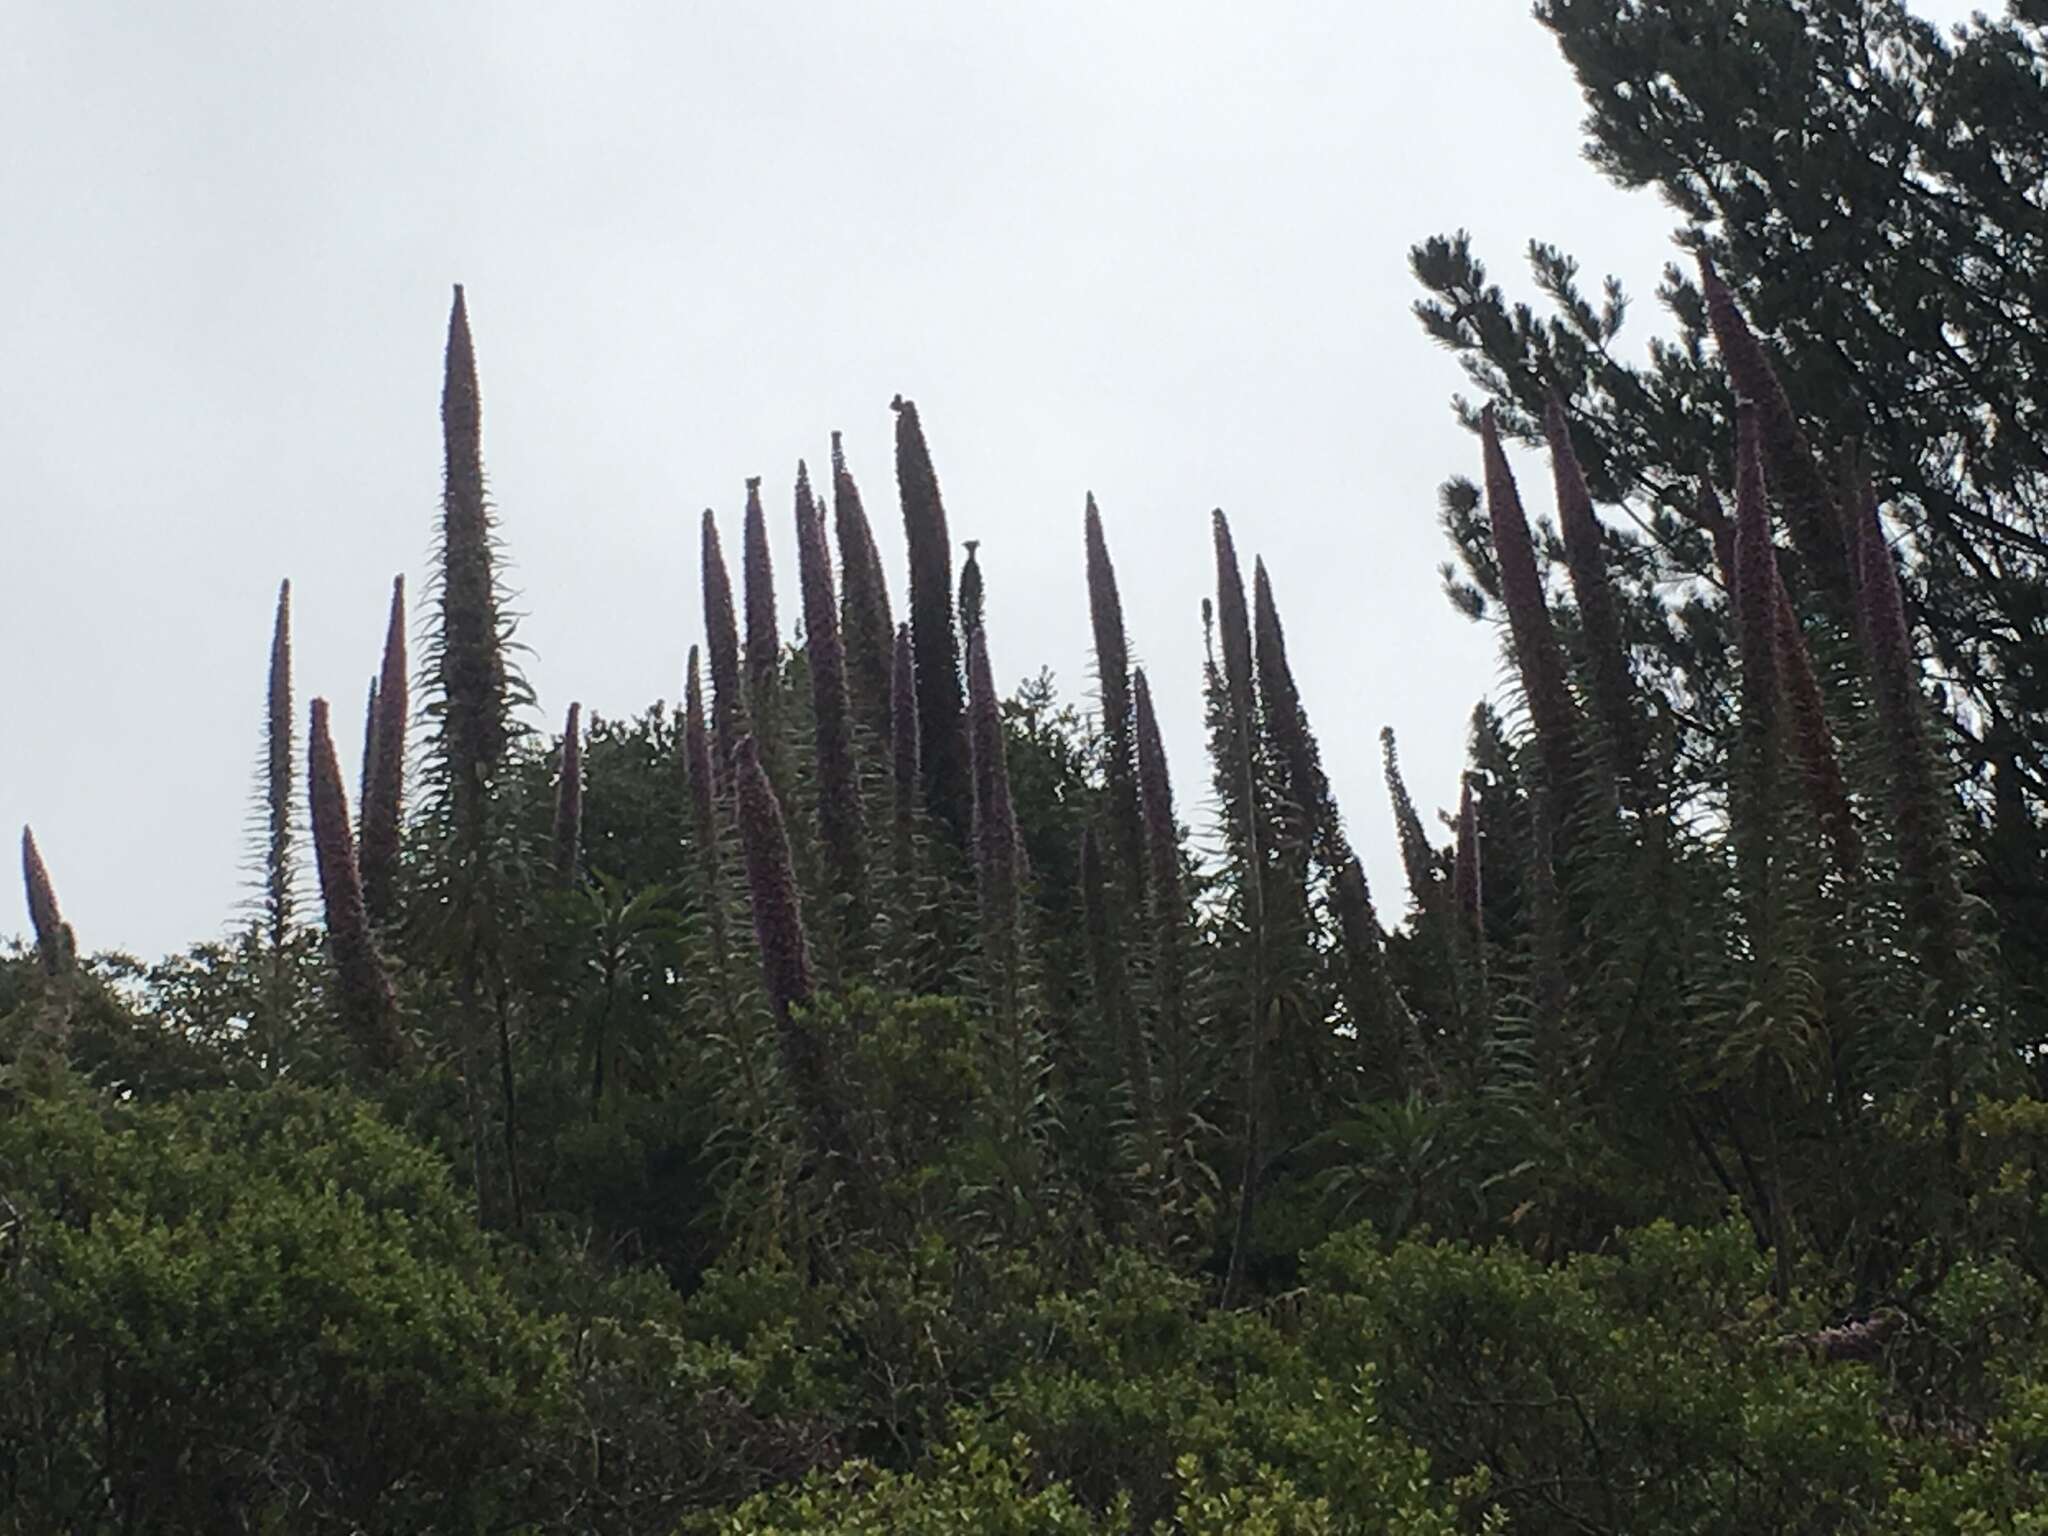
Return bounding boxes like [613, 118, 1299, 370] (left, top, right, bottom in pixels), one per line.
[2, 1, 1977, 961]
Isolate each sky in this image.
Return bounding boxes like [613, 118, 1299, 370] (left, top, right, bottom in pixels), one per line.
[1, 0, 1979, 961]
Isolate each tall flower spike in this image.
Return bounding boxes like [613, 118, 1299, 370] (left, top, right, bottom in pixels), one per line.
[1850, 459, 1961, 951]
[263, 579, 296, 957]
[796, 460, 868, 933]
[1086, 495, 1144, 895]
[967, 612, 1023, 989]
[1452, 777, 1482, 939]
[1772, 564, 1861, 872]
[21, 826, 74, 976]
[361, 574, 408, 925]
[831, 431, 896, 739]
[735, 733, 815, 1022]
[734, 732, 848, 1161]
[552, 702, 583, 888]
[1544, 395, 1641, 786]
[1691, 480, 1738, 592]
[1480, 407, 1580, 789]
[742, 476, 780, 726]
[1081, 823, 1156, 1147]
[1252, 556, 1349, 870]
[360, 675, 380, 824]
[1133, 669, 1187, 1076]
[893, 395, 970, 844]
[891, 622, 920, 869]
[308, 698, 403, 1070]
[683, 647, 719, 862]
[436, 285, 509, 838]
[1332, 853, 1399, 1091]
[1380, 727, 1438, 917]
[1699, 254, 1853, 619]
[1732, 403, 1782, 925]
[958, 540, 985, 652]
[701, 509, 748, 785]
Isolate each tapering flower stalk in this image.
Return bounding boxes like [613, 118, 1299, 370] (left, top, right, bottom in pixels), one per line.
[1544, 395, 1641, 789]
[958, 541, 984, 651]
[1332, 854, 1400, 1092]
[1211, 511, 1267, 1310]
[1451, 776, 1488, 1083]
[361, 574, 408, 925]
[734, 732, 846, 1162]
[436, 286, 509, 851]
[742, 476, 781, 731]
[264, 579, 296, 956]
[893, 395, 970, 844]
[891, 622, 920, 873]
[1453, 778, 1482, 937]
[1081, 824, 1158, 1162]
[308, 698, 404, 1071]
[1849, 463, 1962, 957]
[1252, 557, 1348, 871]
[702, 509, 748, 788]
[1380, 727, 1439, 918]
[1086, 496, 1144, 898]
[1699, 255, 1853, 620]
[1480, 408, 1581, 793]
[360, 677, 380, 833]
[796, 460, 868, 949]
[1772, 567, 1860, 872]
[683, 647, 741, 1025]
[433, 285, 522, 1227]
[1133, 670, 1188, 1119]
[1732, 404, 1783, 942]
[21, 826, 74, 977]
[552, 702, 583, 888]
[1691, 481, 1737, 592]
[967, 616, 1023, 1004]
[832, 431, 896, 740]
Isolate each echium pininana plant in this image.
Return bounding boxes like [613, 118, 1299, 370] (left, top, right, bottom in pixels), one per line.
[1380, 727, 1439, 920]
[733, 731, 847, 1164]
[1770, 558, 1860, 873]
[1731, 404, 1783, 944]
[1543, 394, 1641, 792]
[1085, 495, 1144, 898]
[1700, 254, 1854, 622]
[1251, 556, 1348, 872]
[831, 430, 896, 741]
[360, 675, 379, 828]
[1132, 668, 1189, 1127]
[308, 698, 404, 1072]
[742, 476, 781, 736]
[360, 575, 408, 926]
[1848, 459, 1964, 966]
[1692, 481, 1737, 592]
[1451, 775, 1487, 1056]
[1479, 407, 1581, 795]
[20, 826, 74, 977]
[891, 622, 920, 872]
[795, 460, 868, 956]
[263, 579, 296, 957]
[426, 286, 527, 1227]
[966, 612, 1023, 1007]
[1333, 854, 1402, 1095]
[431, 286, 515, 859]
[683, 647, 740, 1031]
[958, 540, 984, 653]
[552, 702, 583, 889]
[1209, 510, 1266, 1308]
[893, 395, 970, 845]
[701, 509, 748, 788]
[1081, 823, 1158, 1173]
